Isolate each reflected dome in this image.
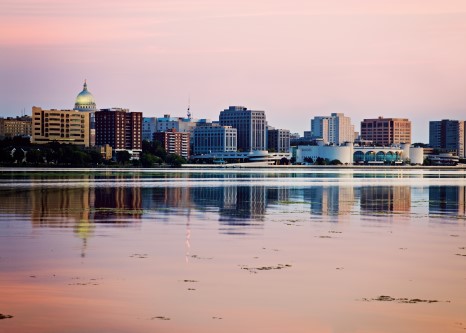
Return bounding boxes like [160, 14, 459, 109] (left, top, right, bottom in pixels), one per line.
[74, 80, 96, 111]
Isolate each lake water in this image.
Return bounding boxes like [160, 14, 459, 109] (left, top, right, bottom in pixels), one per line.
[0, 168, 465, 333]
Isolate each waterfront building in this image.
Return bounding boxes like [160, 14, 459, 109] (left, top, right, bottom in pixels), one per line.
[267, 128, 291, 153]
[310, 113, 355, 145]
[219, 106, 267, 152]
[31, 107, 90, 146]
[154, 128, 190, 159]
[142, 117, 157, 141]
[429, 119, 465, 158]
[295, 143, 423, 165]
[0, 116, 32, 138]
[192, 124, 237, 155]
[95, 108, 142, 158]
[360, 117, 411, 146]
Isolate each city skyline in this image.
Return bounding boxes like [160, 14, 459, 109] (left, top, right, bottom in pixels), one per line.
[2, 0, 466, 143]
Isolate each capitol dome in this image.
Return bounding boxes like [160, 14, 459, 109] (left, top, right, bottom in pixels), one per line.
[74, 80, 97, 111]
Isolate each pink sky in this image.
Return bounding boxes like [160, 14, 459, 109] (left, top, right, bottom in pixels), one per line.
[1, 0, 466, 142]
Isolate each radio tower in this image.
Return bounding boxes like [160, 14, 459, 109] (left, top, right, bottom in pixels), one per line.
[187, 97, 192, 119]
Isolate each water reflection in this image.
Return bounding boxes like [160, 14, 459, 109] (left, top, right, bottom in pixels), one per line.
[2, 181, 466, 227]
[359, 186, 411, 215]
[429, 186, 466, 216]
[304, 186, 356, 216]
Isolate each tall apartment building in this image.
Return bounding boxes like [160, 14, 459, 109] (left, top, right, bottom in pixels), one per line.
[267, 128, 291, 153]
[219, 106, 267, 152]
[192, 124, 237, 155]
[310, 113, 354, 145]
[154, 128, 190, 159]
[360, 117, 411, 146]
[31, 107, 90, 146]
[95, 108, 142, 157]
[0, 116, 32, 138]
[429, 120, 465, 158]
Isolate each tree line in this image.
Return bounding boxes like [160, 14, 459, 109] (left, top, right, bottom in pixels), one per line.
[0, 137, 187, 167]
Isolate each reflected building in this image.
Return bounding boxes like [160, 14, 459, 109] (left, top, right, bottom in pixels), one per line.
[141, 187, 192, 212]
[31, 186, 94, 226]
[304, 186, 355, 216]
[190, 185, 273, 222]
[429, 186, 466, 216]
[360, 186, 411, 214]
[93, 187, 142, 221]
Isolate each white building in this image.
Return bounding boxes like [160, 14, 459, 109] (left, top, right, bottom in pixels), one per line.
[296, 143, 423, 165]
[193, 124, 237, 155]
[310, 113, 355, 145]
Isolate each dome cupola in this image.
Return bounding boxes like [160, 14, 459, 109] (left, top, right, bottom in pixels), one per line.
[74, 80, 97, 111]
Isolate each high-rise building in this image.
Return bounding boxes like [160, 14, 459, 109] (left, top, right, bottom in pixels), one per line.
[310, 113, 355, 145]
[95, 108, 142, 158]
[142, 117, 157, 141]
[0, 116, 32, 138]
[360, 117, 411, 146]
[192, 124, 237, 155]
[219, 106, 267, 152]
[31, 107, 90, 146]
[267, 128, 291, 153]
[154, 128, 190, 159]
[429, 120, 465, 158]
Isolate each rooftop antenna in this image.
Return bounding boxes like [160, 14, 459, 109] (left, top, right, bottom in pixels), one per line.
[187, 96, 192, 119]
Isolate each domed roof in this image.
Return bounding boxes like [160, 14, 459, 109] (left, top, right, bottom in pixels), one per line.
[74, 80, 97, 111]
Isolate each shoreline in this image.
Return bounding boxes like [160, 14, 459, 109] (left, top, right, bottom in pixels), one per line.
[1, 164, 466, 172]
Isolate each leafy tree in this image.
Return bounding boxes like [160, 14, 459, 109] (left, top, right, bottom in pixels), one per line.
[140, 153, 163, 167]
[13, 148, 24, 163]
[0, 148, 13, 164]
[26, 149, 43, 165]
[315, 157, 327, 165]
[88, 150, 104, 165]
[423, 158, 432, 166]
[303, 157, 314, 164]
[116, 150, 131, 165]
[71, 151, 91, 166]
[166, 153, 186, 167]
[329, 159, 342, 165]
[280, 157, 289, 165]
[142, 140, 167, 161]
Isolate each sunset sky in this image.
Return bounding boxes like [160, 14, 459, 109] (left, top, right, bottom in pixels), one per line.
[1, 0, 466, 142]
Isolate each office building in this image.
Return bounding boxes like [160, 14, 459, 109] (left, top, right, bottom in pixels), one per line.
[310, 113, 355, 145]
[0, 116, 32, 138]
[360, 117, 411, 146]
[154, 128, 190, 159]
[192, 124, 237, 155]
[31, 107, 90, 146]
[219, 106, 267, 152]
[142, 117, 157, 141]
[429, 120, 465, 158]
[267, 128, 291, 153]
[95, 108, 142, 158]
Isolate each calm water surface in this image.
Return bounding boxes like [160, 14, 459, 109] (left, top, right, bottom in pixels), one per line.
[0, 168, 465, 333]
